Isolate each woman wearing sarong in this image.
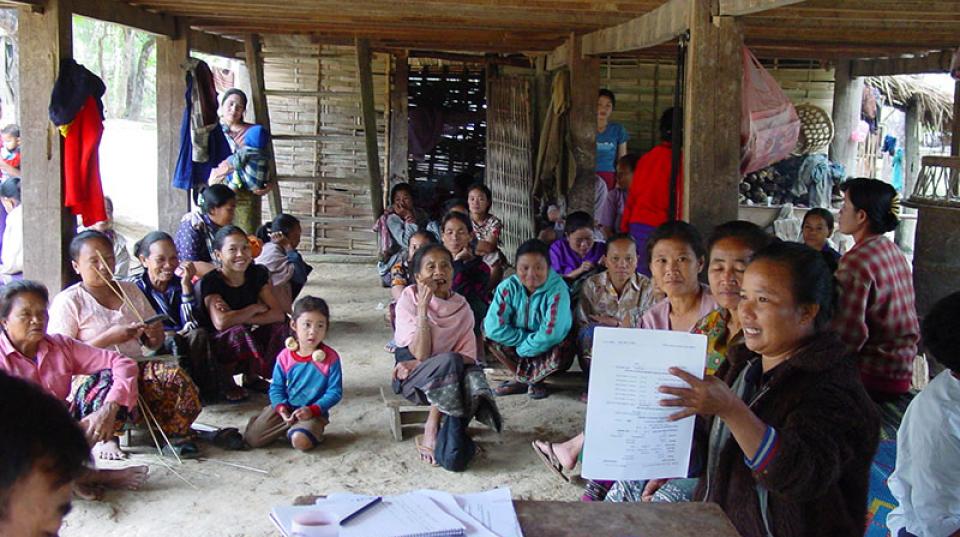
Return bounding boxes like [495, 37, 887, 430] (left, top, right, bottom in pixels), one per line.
[0, 280, 150, 499]
[174, 184, 236, 277]
[48, 231, 202, 459]
[209, 88, 273, 233]
[132, 231, 220, 403]
[392, 243, 501, 471]
[198, 225, 288, 401]
[484, 239, 574, 400]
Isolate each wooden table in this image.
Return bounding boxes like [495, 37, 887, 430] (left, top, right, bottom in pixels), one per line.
[513, 501, 740, 536]
[294, 496, 741, 536]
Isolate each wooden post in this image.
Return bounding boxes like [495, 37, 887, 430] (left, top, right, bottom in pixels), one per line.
[388, 50, 409, 188]
[904, 99, 921, 195]
[566, 35, 600, 214]
[683, 0, 743, 233]
[19, 0, 73, 292]
[829, 59, 864, 179]
[244, 33, 283, 218]
[156, 20, 189, 234]
[356, 38, 384, 218]
[953, 80, 960, 157]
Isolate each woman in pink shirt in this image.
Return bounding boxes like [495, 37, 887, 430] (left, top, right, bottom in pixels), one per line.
[0, 280, 148, 498]
[392, 244, 501, 471]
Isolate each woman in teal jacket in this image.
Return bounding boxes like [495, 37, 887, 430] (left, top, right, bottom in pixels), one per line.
[484, 239, 573, 399]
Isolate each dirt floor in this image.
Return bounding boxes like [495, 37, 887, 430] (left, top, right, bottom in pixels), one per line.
[61, 259, 590, 537]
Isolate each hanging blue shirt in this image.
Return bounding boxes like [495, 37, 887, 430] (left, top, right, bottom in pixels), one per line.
[595, 122, 629, 173]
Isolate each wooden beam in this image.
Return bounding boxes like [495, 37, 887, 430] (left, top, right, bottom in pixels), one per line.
[718, 0, 803, 16]
[0, 0, 44, 13]
[19, 0, 73, 291]
[828, 60, 863, 180]
[72, 0, 176, 37]
[581, 0, 690, 56]
[566, 34, 600, 214]
[244, 33, 282, 218]
[387, 51, 409, 186]
[544, 41, 568, 70]
[156, 18, 190, 234]
[683, 1, 743, 233]
[189, 30, 244, 58]
[356, 38, 385, 218]
[850, 50, 955, 77]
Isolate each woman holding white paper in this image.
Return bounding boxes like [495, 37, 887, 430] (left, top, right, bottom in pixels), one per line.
[659, 241, 879, 537]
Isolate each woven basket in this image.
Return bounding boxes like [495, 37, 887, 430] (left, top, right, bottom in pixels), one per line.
[793, 104, 834, 155]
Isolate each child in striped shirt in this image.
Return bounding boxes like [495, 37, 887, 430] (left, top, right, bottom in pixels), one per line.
[243, 296, 343, 451]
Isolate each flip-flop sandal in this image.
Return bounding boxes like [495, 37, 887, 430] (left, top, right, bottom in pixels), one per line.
[528, 383, 549, 400]
[197, 427, 247, 451]
[162, 441, 200, 460]
[495, 380, 528, 396]
[531, 441, 570, 483]
[414, 434, 439, 467]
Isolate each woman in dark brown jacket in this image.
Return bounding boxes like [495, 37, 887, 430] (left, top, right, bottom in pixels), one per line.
[660, 241, 879, 537]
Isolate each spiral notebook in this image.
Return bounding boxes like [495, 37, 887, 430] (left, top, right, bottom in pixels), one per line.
[336, 493, 465, 537]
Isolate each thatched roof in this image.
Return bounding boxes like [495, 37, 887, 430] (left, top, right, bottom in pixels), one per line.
[866, 75, 955, 132]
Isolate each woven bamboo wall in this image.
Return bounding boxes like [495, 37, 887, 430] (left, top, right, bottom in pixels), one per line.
[486, 75, 535, 264]
[261, 35, 388, 257]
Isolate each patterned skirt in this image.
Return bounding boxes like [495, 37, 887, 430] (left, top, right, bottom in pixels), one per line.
[210, 322, 289, 379]
[485, 338, 575, 385]
[232, 189, 262, 235]
[168, 328, 220, 403]
[72, 361, 202, 437]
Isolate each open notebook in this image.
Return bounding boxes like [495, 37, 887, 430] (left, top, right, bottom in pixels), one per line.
[272, 493, 465, 537]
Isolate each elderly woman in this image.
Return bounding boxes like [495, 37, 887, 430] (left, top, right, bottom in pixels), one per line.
[48, 231, 202, 460]
[439, 211, 490, 331]
[210, 88, 273, 234]
[174, 184, 237, 277]
[198, 225, 288, 401]
[132, 231, 219, 403]
[393, 243, 501, 471]
[833, 178, 919, 401]
[485, 239, 573, 400]
[660, 241, 879, 537]
[375, 183, 428, 287]
[0, 280, 149, 498]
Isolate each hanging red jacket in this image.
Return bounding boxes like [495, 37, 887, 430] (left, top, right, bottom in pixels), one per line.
[61, 95, 106, 226]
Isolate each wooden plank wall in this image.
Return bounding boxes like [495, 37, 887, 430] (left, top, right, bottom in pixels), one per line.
[261, 35, 387, 257]
[599, 57, 834, 156]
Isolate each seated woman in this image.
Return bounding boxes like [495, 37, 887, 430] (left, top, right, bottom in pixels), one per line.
[386, 231, 435, 344]
[174, 184, 237, 277]
[604, 220, 771, 503]
[574, 233, 657, 379]
[801, 207, 840, 272]
[426, 198, 468, 243]
[0, 280, 149, 498]
[661, 241, 879, 537]
[392, 244, 501, 471]
[833, 178, 919, 402]
[439, 211, 490, 332]
[132, 231, 219, 403]
[198, 225, 288, 401]
[255, 214, 313, 314]
[466, 183, 505, 288]
[484, 239, 573, 400]
[0, 176, 22, 283]
[549, 211, 606, 297]
[49, 231, 202, 460]
[375, 183, 427, 287]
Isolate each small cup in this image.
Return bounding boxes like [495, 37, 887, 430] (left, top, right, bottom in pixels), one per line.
[291, 510, 339, 537]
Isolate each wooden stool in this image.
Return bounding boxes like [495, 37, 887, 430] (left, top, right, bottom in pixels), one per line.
[380, 386, 430, 441]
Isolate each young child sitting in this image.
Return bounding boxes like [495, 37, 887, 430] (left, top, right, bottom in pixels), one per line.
[255, 213, 313, 314]
[224, 125, 271, 192]
[243, 296, 342, 451]
[0, 124, 20, 181]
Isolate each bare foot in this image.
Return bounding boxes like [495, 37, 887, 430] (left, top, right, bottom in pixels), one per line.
[91, 466, 150, 491]
[290, 431, 317, 452]
[415, 434, 437, 466]
[92, 439, 126, 461]
[533, 439, 576, 471]
[73, 482, 104, 501]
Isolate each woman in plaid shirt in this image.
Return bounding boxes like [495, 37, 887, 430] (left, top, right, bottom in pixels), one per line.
[833, 178, 919, 400]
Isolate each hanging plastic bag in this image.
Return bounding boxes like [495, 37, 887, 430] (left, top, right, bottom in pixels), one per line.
[740, 46, 801, 175]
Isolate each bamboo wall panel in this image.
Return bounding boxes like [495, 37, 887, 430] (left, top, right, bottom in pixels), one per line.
[486, 75, 535, 264]
[262, 35, 387, 257]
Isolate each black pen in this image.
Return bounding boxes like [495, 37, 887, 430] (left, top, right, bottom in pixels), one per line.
[339, 497, 383, 526]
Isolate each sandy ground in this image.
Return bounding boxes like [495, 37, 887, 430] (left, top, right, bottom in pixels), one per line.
[61, 259, 589, 537]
